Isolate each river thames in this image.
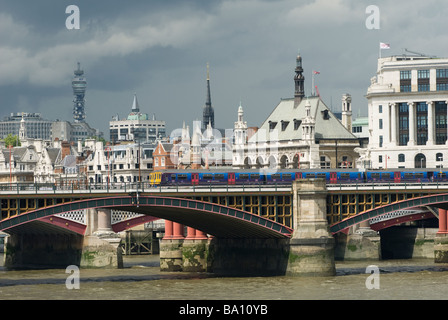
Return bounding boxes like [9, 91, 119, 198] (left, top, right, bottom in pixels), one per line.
[1, 255, 448, 301]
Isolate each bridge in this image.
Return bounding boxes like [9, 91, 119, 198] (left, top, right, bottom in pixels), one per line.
[1, 179, 448, 275]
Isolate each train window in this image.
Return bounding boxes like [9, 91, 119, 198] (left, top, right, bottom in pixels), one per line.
[316, 173, 326, 178]
[170, 174, 176, 180]
[250, 174, 260, 180]
[239, 174, 249, 179]
[178, 174, 187, 180]
[404, 173, 414, 179]
[382, 174, 393, 180]
[307, 174, 315, 178]
[415, 173, 424, 178]
[203, 174, 213, 180]
[272, 174, 281, 179]
[371, 173, 380, 179]
[340, 173, 350, 180]
[215, 174, 224, 180]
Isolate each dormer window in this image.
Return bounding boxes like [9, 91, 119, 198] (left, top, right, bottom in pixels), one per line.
[293, 119, 302, 130]
[281, 120, 289, 131]
[269, 121, 277, 131]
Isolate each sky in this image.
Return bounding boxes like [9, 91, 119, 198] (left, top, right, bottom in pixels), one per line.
[1, 0, 448, 140]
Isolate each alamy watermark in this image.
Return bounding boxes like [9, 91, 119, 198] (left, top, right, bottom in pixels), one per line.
[365, 265, 380, 289]
[66, 265, 80, 289]
[66, 5, 80, 30]
[365, 5, 380, 30]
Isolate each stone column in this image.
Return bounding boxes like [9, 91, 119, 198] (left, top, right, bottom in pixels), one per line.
[287, 179, 335, 276]
[172, 222, 185, 240]
[408, 102, 415, 146]
[390, 103, 397, 145]
[163, 220, 173, 240]
[435, 209, 448, 263]
[195, 229, 209, 240]
[427, 101, 435, 145]
[81, 208, 122, 268]
[160, 222, 184, 272]
[96, 208, 113, 234]
[185, 227, 196, 239]
[182, 228, 210, 272]
[438, 209, 448, 234]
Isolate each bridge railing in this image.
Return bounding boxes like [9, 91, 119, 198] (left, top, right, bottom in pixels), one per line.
[0, 182, 293, 194]
[326, 180, 448, 191]
[2, 179, 448, 195]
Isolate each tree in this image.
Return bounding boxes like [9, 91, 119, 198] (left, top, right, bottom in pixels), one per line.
[3, 134, 21, 147]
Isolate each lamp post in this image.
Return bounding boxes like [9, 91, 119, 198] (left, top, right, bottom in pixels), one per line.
[8, 144, 12, 189]
[105, 145, 111, 190]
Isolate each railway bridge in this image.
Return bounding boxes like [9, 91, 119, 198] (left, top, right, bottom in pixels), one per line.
[1, 179, 448, 275]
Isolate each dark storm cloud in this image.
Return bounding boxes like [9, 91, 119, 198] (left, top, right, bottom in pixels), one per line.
[1, 0, 448, 138]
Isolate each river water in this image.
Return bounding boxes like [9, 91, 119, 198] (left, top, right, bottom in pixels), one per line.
[1, 255, 448, 301]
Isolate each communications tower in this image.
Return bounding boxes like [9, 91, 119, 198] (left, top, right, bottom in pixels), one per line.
[72, 62, 87, 122]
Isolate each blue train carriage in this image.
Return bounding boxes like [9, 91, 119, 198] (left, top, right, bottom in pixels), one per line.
[365, 171, 395, 182]
[297, 169, 363, 184]
[365, 169, 444, 183]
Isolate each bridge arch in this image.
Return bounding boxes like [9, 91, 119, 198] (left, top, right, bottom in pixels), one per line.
[0, 196, 293, 239]
[330, 193, 448, 234]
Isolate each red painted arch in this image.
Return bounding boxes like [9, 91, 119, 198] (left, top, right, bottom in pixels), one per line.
[0, 195, 293, 239]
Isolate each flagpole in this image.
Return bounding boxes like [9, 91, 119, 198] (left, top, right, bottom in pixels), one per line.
[312, 72, 315, 96]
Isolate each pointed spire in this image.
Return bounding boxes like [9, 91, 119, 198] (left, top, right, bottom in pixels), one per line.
[131, 93, 140, 112]
[19, 112, 27, 141]
[203, 63, 214, 130]
[294, 51, 305, 107]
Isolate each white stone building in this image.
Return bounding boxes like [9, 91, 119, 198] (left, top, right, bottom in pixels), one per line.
[109, 94, 166, 145]
[233, 54, 360, 170]
[365, 55, 448, 169]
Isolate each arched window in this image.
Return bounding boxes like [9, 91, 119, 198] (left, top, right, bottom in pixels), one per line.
[415, 153, 426, 168]
[398, 154, 405, 162]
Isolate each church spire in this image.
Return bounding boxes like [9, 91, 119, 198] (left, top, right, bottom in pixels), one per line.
[19, 112, 27, 142]
[131, 93, 140, 112]
[294, 51, 305, 108]
[202, 62, 214, 131]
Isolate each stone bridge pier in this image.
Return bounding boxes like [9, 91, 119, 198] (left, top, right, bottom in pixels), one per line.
[4, 208, 123, 269]
[159, 179, 336, 276]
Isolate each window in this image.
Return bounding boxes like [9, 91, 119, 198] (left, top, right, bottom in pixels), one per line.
[352, 126, 362, 133]
[437, 153, 443, 162]
[281, 121, 289, 131]
[379, 135, 383, 147]
[320, 155, 331, 169]
[400, 85, 411, 92]
[398, 103, 409, 146]
[293, 119, 301, 130]
[379, 105, 383, 113]
[436, 101, 447, 144]
[437, 83, 448, 91]
[418, 84, 430, 92]
[437, 69, 448, 78]
[398, 154, 405, 162]
[416, 102, 428, 145]
[379, 155, 383, 163]
[400, 70, 411, 80]
[379, 119, 383, 129]
[418, 70, 430, 79]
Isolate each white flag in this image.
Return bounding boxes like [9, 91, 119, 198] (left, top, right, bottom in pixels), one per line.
[380, 42, 390, 49]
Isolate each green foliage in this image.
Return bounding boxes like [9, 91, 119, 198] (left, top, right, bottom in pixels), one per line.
[3, 134, 21, 147]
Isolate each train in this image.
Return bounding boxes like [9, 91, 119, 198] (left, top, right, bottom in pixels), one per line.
[148, 168, 448, 186]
